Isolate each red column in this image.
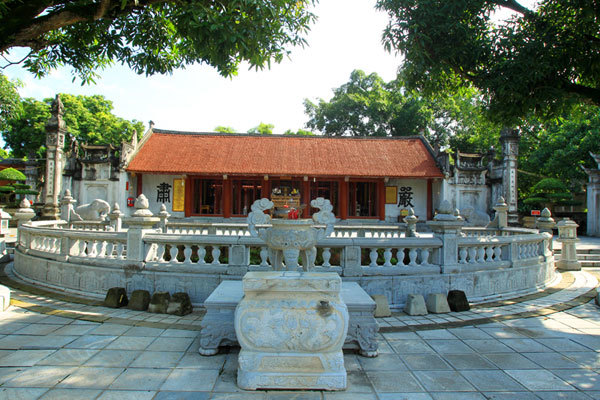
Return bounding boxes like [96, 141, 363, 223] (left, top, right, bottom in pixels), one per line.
[302, 179, 311, 217]
[136, 173, 143, 197]
[261, 178, 270, 199]
[184, 176, 192, 217]
[377, 180, 385, 221]
[223, 179, 232, 218]
[427, 178, 433, 220]
[339, 179, 348, 220]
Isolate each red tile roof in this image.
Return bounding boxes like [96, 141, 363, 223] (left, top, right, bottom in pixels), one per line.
[126, 129, 443, 178]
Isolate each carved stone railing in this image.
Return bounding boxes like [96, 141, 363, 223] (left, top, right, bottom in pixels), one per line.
[13, 196, 556, 307]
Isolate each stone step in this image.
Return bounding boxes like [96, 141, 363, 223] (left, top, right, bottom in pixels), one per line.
[581, 260, 600, 268]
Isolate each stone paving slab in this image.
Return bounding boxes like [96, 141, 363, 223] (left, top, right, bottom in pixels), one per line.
[0, 264, 599, 398]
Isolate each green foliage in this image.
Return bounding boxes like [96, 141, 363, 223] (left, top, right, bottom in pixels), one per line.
[304, 69, 501, 149]
[247, 123, 274, 135]
[0, 186, 14, 193]
[0, 167, 26, 181]
[283, 129, 314, 136]
[14, 189, 38, 195]
[518, 104, 600, 191]
[522, 177, 571, 208]
[0, 1, 315, 83]
[0, 73, 22, 131]
[377, 0, 600, 124]
[214, 126, 236, 134]
[2, 94, 144, 158]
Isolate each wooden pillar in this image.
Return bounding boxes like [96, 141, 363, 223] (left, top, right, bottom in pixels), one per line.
[136, 173, 143, 197]
[427, 178, 433, 220]
[223, 178, 232, 218]
[184, 176, 192, 217]
[302, 179, 311, 217]
[261, 178, 271, 199]
[339, 179, 348, 220]
[377, 180, 385, 221]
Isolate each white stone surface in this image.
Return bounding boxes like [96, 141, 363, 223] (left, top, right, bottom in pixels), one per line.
[234, 271, 348, 390]
[404, 294, 428, 316]
[426, 293, 451, 314]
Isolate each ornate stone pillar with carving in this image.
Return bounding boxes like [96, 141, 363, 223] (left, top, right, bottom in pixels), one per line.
[42, 95, 67, 220]
[500, 128, 520, 225]
[583, 153, 600, 237]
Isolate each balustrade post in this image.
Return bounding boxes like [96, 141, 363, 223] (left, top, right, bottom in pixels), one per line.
[14, 199, 36, 251]
[426, 200, 464, 273]
[123, 194, 159, 265]
[342, 245, 363, 276]
[158, 204, 170, 233]
[60, 190, 77, 226]
[487, 196, 509, 230]
[536, 207, 555, 253]
[109, 203, 124, 232]
[404, 207, 418, 237]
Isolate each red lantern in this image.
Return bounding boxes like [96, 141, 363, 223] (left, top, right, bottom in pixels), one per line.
[127, 197, 135, 207]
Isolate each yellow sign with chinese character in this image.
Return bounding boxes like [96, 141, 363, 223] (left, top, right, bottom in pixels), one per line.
[173, 178, 185, 212]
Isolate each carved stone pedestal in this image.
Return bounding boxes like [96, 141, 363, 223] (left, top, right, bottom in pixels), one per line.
[234, 271, 348, 391]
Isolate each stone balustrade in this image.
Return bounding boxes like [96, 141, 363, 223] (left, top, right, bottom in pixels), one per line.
[12, 197, 556, 308]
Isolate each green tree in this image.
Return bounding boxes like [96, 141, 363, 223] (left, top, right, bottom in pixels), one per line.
[247, 122, 274, 135]
[377, 0, 600, 123]
[0, 0, 315, 83]
[304, 69, 500, 149]
[0, 74, 21, 131]
[2, 94, 144, 158]
[214, 126, 236, 134]
[283, 129, 314, 136]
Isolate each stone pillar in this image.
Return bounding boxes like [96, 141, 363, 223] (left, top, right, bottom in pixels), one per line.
[426, 200, 465, 273]
[583, 153, 600, 237]
[556, 218, 581, 271]
[60, 189, 77, 223]
[500, 128, 519, 225]
[14, 199, 36, 249]
[404, 207, 418, 237]
[536, 207, 556, 254]
[487, 196, 509, 229]
[123, 194, 159, 265]
[109, 203, 124, 232]
[42, 95, 67, 220]
[158, 204, 170, 233]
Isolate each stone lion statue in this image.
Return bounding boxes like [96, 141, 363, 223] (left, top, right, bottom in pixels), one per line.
[72, 199, 111, 221]
[460, 207, 491, 227]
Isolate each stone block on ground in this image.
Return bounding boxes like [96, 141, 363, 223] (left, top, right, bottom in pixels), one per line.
[148, 291, 170, 314]
[128, 290, 150, 311]
[104, 287, 128, 308]
[0, 284, 10, 311]
[404, 294, 427, 316]
[426, 293, 451, 314]
[447, 290, 470, 312]
[371, 294, 391, 317]
[167, 292, 193, 316]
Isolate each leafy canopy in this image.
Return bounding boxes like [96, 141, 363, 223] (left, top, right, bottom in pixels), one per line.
[0, 74, 21, 131]
[304, 69, 501, 150]
[247, 122, 274, 135]
[2, 94, 144, 158]
[377, 0, 600, 124]
[0, 0, 316, 83]
[0, 167, 26, 181]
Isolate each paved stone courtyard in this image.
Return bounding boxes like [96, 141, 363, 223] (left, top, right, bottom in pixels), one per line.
[1, 253, 600, 399]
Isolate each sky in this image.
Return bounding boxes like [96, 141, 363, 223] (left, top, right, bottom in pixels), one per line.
[3, 1, 403, 136]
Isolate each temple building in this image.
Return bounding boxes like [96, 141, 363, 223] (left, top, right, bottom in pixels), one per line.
[122, 127, 444, 222]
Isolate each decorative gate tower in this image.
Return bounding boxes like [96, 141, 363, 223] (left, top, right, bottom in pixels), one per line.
[500, 128, 519, 225]
[42, 94, 67, 220]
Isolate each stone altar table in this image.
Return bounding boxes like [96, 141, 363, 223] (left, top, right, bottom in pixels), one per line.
[234, 271, 348, 390]
[199, 279, 379, 357]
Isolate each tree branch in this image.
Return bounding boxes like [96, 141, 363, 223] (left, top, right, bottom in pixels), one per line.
[565, 82, 600, 106]
[1, 0, 168, 52]
[1, 50, 34, 69]
[490, 0, 535, 18]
